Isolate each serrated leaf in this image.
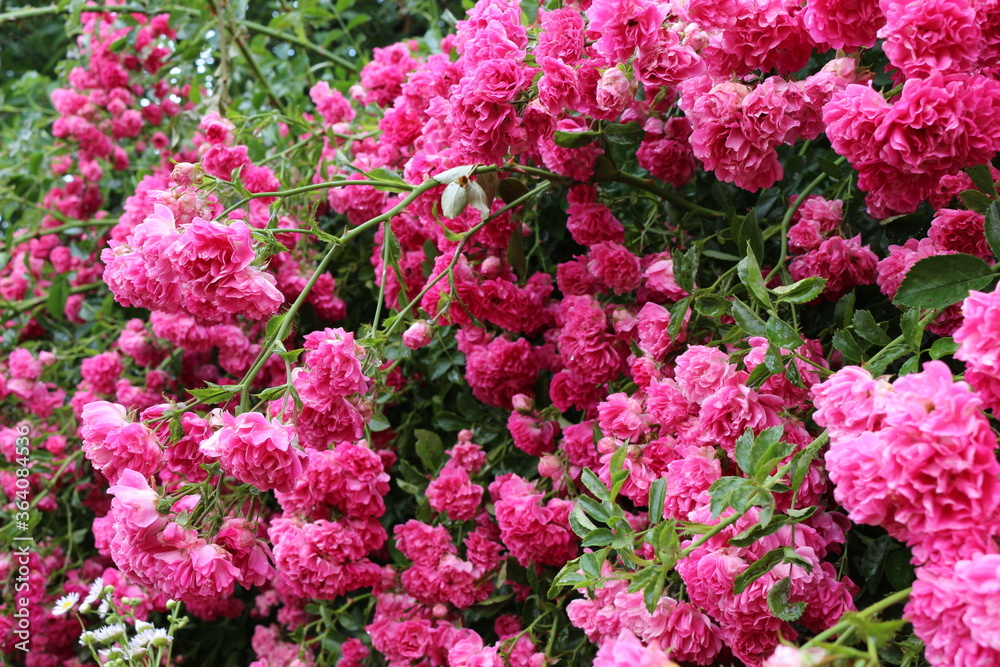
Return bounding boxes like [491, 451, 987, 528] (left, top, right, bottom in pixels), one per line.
[414, 429, 443, 472]
[734, 546, 812, 594]
[188, 385, 240, 405]
[577, 495, 612, 524]
[643, 567, 666, 614]
[553, 129, 600, 148]
[737, 246, 772, 309]
[46, 273, 69, 320]
[928, 337, 959, 359]
[694, 294, 730, 318]
[732, 209, 764, 261]
[853, 310, 891, 346]
[569, 505, 597, 537]
[964, 164, 998, 197]
[961, 189, 994, 215]
[900, 307, 923, 351]
[648, 478, 666, 524]
[985, 201, 1000, 259]
[833, 329, 866, 363]
[627, 565, 659, 593]
[667, 297, 690, 341]
[730, 297, 767, 337]
[771, 276, 827, 304]
[603, 121, 645, 145]
[580, 549, 606, 578]
[673, 245, 700, 293]
[767, 576, 806, 622]
[708, 476, 758, 519]
[580, 468, 610, 501]
[894, 254, 994, 309]
[765, 317, 801, 350]
[582, 528, 615, 547]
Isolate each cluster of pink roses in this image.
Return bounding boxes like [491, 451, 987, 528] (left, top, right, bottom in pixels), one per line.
[6, 0, 1000, 665]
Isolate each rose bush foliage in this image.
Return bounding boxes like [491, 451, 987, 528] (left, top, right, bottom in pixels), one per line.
[2, 0, 1000, 665]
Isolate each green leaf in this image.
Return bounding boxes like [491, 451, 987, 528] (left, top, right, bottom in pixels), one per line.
[673, 245, 700, 293]
[900, 307, 924, 351]
[893, 254, 994, 309]
[569, 504, 597, 537]
[582, 528, 615, 547]
[667, 297, 691, 341]
[580, 549, 607, 578]
[737, 246, 772, 309]
[694, 294, 730, 318]
[368, 413, 390, 432]
[732, 209, 764, 261]
[627, 565, 659, 593]
[853, 310, 892, 346]
[577, 495, 612, 523]
[767, 576, 806, 622]
[733, 546, 812, 594]
[961, 189, 994, 215]
[985, 201, 1000, 259]
[414, 429, 443, 472]
[580, 468, 610, 502]
[833, 329, 867, 362]
[609, 445, 630, 499]
[264, 313, 286, 341]
[964, 165, 998, 198]
[602, 121, 645, 146]
[708, 476, 758, 519]
[765, 316, 801, 350]
[734, 428, 757, 478]
[498, 178, 529, 204]
[553, 129, 600, 148]
[730, 297, 767, 337]
[928, 337, 959, 359]
[548, 562, 588, 598]
[643, 567, 667, 614]
[771, 276, 827, 304]
[46, 273, 69, 320]
[648, 478, 666, 524]
[860, 534, 893, 592]
[188, 384, 240, 405]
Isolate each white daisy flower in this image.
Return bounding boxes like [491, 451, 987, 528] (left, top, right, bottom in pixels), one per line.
[52, 592, 79, 616]
[92, 623, 128, 643]
[82, 577, 105, 608]
[97, 599, 110, 617]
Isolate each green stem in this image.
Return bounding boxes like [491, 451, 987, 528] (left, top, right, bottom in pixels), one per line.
[234, 37, 287, 115]
[240, 19, 356, 71]
[3, 282, 103, 315]
[764, 161, 843, 284]
[10, 219, 118, 242]
[597, 170, 725, 218]
[0, 4, 59, 23]
[216, 178, 411, 220]
[235, 178, 441, 408]
[806, 587, 912, 646]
